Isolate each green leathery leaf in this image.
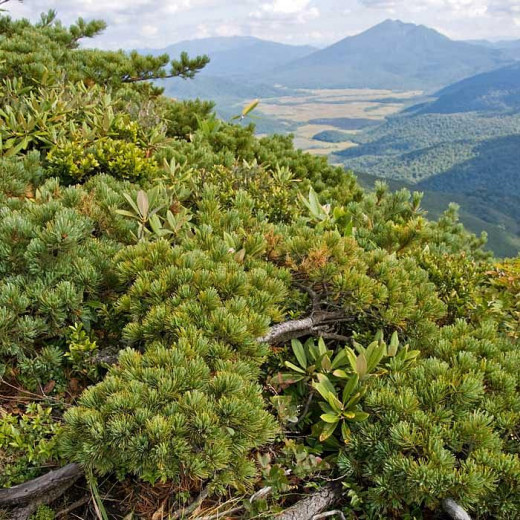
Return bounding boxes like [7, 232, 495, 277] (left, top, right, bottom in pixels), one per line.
[291, 339, 307, 369]
[320, 413, 340, 424]
[319, 421, 338, 442]
[284, 361, 306, 374]
[342, 374, 359, 404]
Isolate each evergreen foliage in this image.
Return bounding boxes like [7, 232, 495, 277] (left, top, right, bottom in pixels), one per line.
[0, 10, 209, 88]
[0, 9, 518, 520]
[337, 321, 520, 518]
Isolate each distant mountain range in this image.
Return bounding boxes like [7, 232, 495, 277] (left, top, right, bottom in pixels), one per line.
[466, 39, 520, 60]
[140, 36, 316, 78]
[143, 20, 518, 99]
[268, 20, 512, 90]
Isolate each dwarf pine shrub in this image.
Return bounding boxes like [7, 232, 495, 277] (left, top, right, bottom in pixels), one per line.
[62, 227, 288, 490]
[336, 321, 520, 518]
[2, 11, 519, 520]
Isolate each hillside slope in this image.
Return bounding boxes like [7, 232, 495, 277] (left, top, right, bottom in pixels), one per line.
[354, 172, 520, 258]
[414, 62, 520, 114]
[334, 65, 520, 256]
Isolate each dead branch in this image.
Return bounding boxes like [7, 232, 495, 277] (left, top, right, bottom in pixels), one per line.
[442, 498, 471, 520]
[0, 463, 82, 520]
[312, 511, 346, 520]
[276, 483, 342, 520]
[0, 463, 82, 507]
[56, 496, 90, 518]
[170, 485, 209, 520]
[257, 311, 351, 345]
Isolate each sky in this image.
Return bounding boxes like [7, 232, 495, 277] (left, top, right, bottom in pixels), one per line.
[4, 0, 520, 50]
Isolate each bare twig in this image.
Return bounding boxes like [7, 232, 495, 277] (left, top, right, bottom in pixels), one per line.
[170, 485, 209, 520]
[299, 392, 314, 423]
[313, 330, 350, 343]
[293, 282, 320, 310]
[197, 504, 244, 520]
[56, 496, 90, 518]
[249, 486, 272, 502]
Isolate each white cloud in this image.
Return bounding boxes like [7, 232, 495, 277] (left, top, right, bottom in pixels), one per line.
[140, 24, 158, 37]
[3, 0, 520, 49]
[251, 0, 320, 23]
[259, 0, 314, 14]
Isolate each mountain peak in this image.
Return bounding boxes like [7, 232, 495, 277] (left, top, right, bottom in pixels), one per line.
[378, 19, 409, 27]
[270, 19, 510, 90]
[367, 18, 440, 37]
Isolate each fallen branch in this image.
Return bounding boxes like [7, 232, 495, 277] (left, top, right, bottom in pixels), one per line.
[0, 463, 83, 520]
[56, 495, 90, 518]
[257, 311, 351, 345]
[442, 498, 471, 520]
[276, 483, 342, 520]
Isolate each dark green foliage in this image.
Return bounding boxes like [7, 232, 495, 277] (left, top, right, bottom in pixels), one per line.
[312, 130, 352, 143]
[63, 343, 278, 489]
[310, 118, 379, 131]
[336, 321, 520, 519]
[336, 91, 520, 257]
[163, 98, 215, 139]
[62, 218, 288, 488]
[0, 11, 208, 89]
[1, 10, 520, 520]
[0, 78, 164, 183]
[0, 161, 129, 378]
[419, 62, 520, 114]
[354, 171, 520, 258]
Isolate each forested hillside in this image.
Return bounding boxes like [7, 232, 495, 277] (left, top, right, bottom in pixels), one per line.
[414, 62, 520, 114]
[336, 65, 520, 257]
[0, 9, 519, 520]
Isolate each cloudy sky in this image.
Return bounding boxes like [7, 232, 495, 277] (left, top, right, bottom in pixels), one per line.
[5, 0, 520, 50]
